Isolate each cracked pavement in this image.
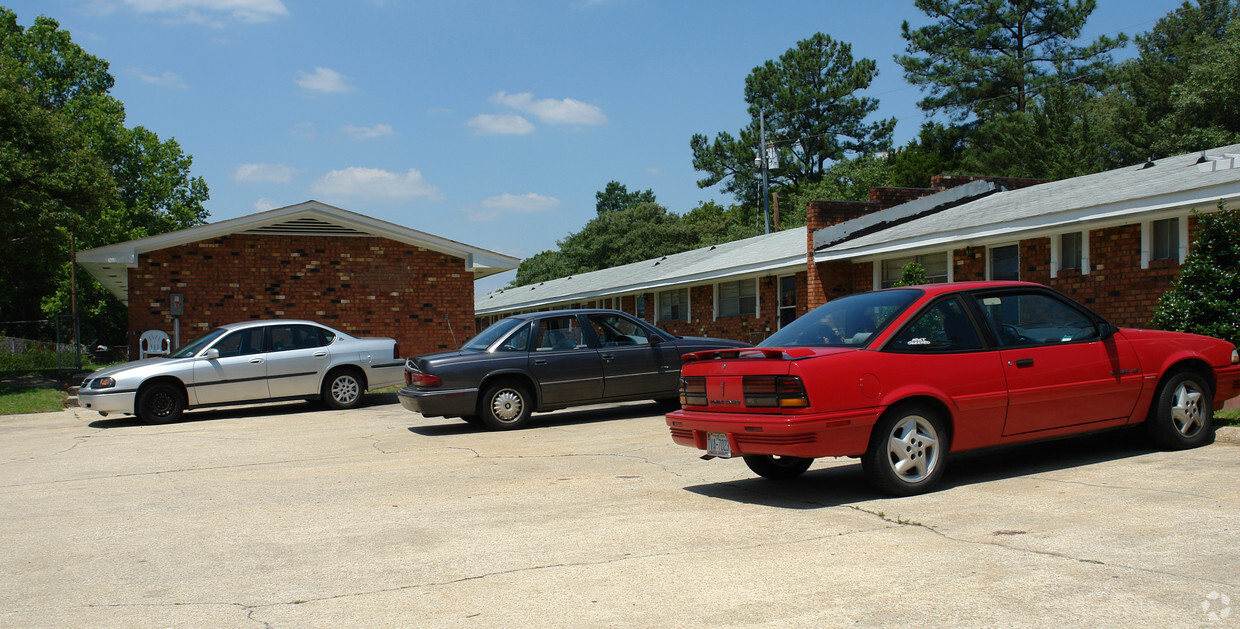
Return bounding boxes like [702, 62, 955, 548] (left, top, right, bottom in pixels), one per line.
[2, 396, 1238, 628]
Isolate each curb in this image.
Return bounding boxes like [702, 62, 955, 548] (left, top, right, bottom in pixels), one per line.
[1216, 426, 1240, 445]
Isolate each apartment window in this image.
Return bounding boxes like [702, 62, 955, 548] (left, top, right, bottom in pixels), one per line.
[990, 245, 1019, 280]
[717, 279, 757, 318]
[1060, 232, 1083, 271]
[778, 275, 797, 329]
[1151, 218, 1179, 261]
[658, 288, 689, 322]
[880, 252, 949, 288]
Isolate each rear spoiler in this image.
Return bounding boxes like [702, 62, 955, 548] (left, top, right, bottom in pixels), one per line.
[681, 347, 817, 363]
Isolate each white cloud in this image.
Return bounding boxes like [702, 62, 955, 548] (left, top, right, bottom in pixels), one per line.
[296, 67, 354, 93]
[134, 69, 189, 89]
[466, 113, 534, 136]
[123, 0, 290, 24]
[490, 91, 607, 126]
[253, 198, 280, 211]
[342, 123, 395, 140]
[311, 167, 444, 203]
[468, 193, 561, 222]
[292, 122, 317, 139]
[234, 163, 297, 183]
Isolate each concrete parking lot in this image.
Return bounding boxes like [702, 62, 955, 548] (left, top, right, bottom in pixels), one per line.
[1, 396, 1238, 628]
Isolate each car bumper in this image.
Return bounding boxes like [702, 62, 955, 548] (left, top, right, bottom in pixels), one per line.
[78, 389, 138, 415]
[1216, 364, 1240, 406]
[397, 386, 479, 418]
[665, 407, 884, 459]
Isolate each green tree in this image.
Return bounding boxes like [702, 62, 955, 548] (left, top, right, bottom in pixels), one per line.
[691, 32, 895, 204]
[0, 9, 209, 345]
[1149, 204, 1240, 347]
[897, 0, 1126, 122]
[595, 181, 657, 215]
[892, 262, 928, 287]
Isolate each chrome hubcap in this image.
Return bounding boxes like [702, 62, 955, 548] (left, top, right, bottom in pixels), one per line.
[332, 376, 359, 404]
[1170, 381, 1204, 437]
[491, 390, 523, 422]
[887, 415, 939, 482]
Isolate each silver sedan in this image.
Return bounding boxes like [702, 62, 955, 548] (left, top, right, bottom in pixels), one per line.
[79, 320, 405, 423]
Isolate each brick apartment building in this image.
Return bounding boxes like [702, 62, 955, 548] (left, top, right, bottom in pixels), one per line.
[476, 143, 1240, 341]
[76, 201, 518, 358]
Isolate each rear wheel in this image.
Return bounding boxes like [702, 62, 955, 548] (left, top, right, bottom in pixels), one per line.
[136, 382, 185, 424]
[323, 368, 365, 410]
[1145, 371, 1214, 450]
[862, 404, 947, 496]
[478, 380, 532, 430]
[743, 454, 813, 480]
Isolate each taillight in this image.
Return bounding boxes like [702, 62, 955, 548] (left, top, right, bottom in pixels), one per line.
[679, 376, 706, 406]
[408, 372, 442, 387]
[743, 375, 809, 409]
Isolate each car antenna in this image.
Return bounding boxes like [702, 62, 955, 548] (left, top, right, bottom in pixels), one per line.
[445, 314, 458, 346]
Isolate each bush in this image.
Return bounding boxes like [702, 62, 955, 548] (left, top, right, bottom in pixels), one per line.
[1149, 203, 1240, 347]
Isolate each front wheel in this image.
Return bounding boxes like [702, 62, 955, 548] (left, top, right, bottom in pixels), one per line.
[743, 455, 813, 480]
[136, 382, 185, 424]
[862, 404, 947, 496]
[323, 368, 365, 410]
[478, 381, 532, 430]
[1145, 371, 1214, 450]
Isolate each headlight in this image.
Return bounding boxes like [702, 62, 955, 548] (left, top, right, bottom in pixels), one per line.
[93, 377, 116, 389]
[1232, 349, 1239, 365]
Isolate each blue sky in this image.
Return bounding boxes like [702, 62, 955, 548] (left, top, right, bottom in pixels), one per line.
[11, 0, 1182, 296]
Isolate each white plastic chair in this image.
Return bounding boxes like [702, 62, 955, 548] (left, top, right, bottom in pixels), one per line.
[139, 330, 171, 359]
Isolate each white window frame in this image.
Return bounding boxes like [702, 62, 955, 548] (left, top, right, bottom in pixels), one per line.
[874, 251, 952, 289]
[656, 287, 690, 323]
[1050, 231, 1089, 278]
[1142, 216, 1187, 269]
[714, 278, 758, 320]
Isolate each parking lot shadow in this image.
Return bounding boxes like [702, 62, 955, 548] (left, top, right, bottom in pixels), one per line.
[87, 392, 401, 428]
[407, 401, 667, 436]
[684, 427, 1160, 508]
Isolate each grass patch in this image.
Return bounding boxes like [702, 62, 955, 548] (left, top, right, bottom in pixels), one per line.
[1218, 408, 1240, 427]
[0, 383, 68, 415]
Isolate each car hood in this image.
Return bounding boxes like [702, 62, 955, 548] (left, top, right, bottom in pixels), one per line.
[86, 356, 196, 379]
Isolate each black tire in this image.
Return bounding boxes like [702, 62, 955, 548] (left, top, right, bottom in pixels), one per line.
[1145, 371, 1214, 450]
[322, 368, 365, 410]
[136, 382, 185, 424]
[862, 404, 947, 496]
[478, 380, 533, 430]
[743, 454, 813, 480]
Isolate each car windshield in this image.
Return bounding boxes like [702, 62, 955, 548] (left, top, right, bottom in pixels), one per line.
[168, 327, 229, 358]
[462, 317, 528, 351]
[759, 289, 922, 348]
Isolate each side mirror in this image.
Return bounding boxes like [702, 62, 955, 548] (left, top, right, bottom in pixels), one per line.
[649, 335, 664, 346]
[1098, 322, 1117, 339]
[200, 348, 220, 360]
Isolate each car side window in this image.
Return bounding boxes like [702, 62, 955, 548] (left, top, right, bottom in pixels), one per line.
[535, 316, 588, 351]
[889, 297, 983, 352]
[974, 292, 1100, 347]
[588, 314, 651, 347]
[212, 328, 265, 358]
[497, 322, 532, 352]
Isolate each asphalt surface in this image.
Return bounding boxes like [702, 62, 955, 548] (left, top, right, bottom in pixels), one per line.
[2, 395, 1239, 628]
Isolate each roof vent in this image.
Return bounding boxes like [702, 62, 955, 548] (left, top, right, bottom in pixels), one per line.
[1142, 157, 1156, 169]
[1198, 153, 1240, 172]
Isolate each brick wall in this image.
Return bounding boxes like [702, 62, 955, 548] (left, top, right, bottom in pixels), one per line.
[127, 234, 473, 357]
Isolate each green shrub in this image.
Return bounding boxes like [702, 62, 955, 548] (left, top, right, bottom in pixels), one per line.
[1150, 203, 1240, 346]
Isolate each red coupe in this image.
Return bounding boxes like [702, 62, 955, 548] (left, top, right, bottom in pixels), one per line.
[666, 281, 1240, 495]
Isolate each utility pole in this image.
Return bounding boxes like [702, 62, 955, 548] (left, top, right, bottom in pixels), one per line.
[759, 109, 771, 234]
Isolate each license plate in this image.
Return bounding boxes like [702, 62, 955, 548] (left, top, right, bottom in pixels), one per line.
[706, 432, 732, 458]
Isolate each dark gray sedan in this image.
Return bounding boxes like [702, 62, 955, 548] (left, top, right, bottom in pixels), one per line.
[398, 309, 750, 430]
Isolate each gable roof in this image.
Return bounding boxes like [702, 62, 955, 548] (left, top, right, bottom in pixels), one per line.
[476, 227, 808, 315]
[77, 200, 520, 304]
[817, 144, 1240, 260]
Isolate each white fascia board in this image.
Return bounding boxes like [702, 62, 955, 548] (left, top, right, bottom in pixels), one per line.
[819, 185, 1240, 264]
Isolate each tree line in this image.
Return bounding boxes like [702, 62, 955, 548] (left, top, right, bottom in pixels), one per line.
[513, 0, 1240, 287]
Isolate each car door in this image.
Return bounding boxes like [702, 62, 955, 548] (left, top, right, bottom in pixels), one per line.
[586, 313, 672, 399]
[265, 323, 334, 399]
[972, 290, 1143, 436]
[191, 327, 269, 405]
[528, 315, 604, 406]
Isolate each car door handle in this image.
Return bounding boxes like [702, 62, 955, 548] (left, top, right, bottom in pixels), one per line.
[534, 359, 547, 365]
[600, 353, 614, 361]
[249, 357, 264, 364]
[1012, 358, 1034, 367]
[313, 351, 328, 358]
